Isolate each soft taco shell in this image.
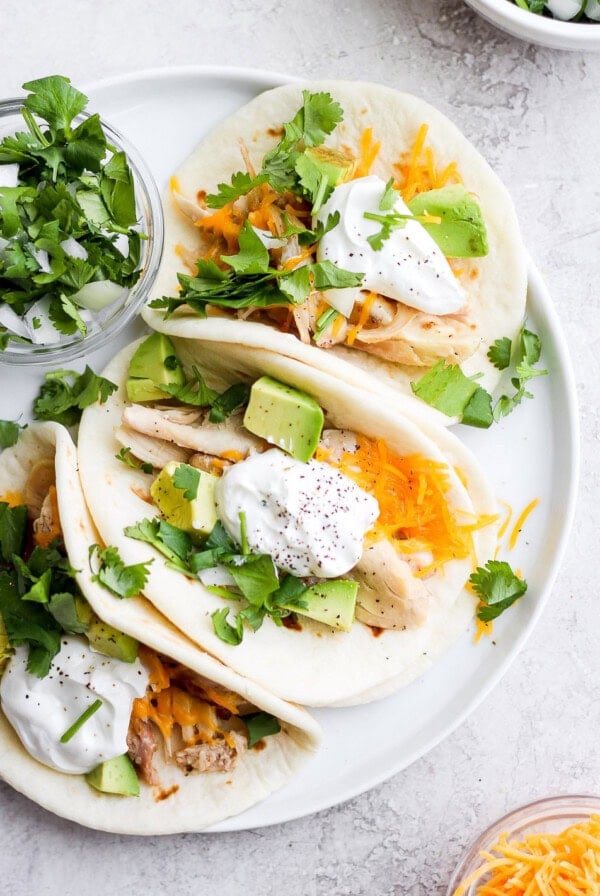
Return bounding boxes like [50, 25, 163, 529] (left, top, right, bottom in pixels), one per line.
[77, 338, 498, 708]
[142, 80, 527, 402]
[0, 423, 320, 834]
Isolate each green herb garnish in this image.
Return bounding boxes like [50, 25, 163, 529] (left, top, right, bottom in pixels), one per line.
[0, 75, 143, 348]
[410, 325, 547, 427]
[241, 711, 281, 748]
[33, 366, 117, 426]
[470, 560, 528, 622]
[60, 698, 103, 743]
[0, 419, 25, 450]
[89, 544, 152, 599]
[115, 447, 154, 475]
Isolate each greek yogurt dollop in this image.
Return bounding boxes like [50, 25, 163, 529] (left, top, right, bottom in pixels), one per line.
[315, 175, 465, 318]
[215, 448, 379, 577]
[0, 636, 147, 774]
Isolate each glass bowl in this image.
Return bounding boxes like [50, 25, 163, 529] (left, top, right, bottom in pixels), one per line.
[446, 794, 600, 895]
[0, 97, 164, 366]
[463, 0, 600, 50]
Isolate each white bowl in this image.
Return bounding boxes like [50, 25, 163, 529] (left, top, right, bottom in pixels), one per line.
[464, 0, 600, 50]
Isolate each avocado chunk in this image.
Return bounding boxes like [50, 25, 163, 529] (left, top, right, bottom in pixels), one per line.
[87, 619, 139, 663]
[303, 146, 357, 187]
[126, 332, 185, 402]
[408, 185, 489, 258]
[86, 753, 140, 797]
[150, 461, 218, 537]
[282, 580, 358, 632]
[243, 376, 324, 463]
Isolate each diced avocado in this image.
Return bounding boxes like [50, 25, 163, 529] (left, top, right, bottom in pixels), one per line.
[243, 376, 324, 463]
[87, 619, 139, 663]
[74, 596, 94, 627]
[150, 461, 218, 537]
[86, 754, 140, 797]
[303, 146, 357, 187]
[282, 580, 358, 632]
[407, 185, 489, 258]
[126, 332, 185, 402]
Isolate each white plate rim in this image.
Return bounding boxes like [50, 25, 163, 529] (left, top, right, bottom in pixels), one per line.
[1, 66, 580, 833]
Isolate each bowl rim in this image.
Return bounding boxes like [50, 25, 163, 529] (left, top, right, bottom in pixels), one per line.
[446, 794, 600, 895]
[0, 96, 164, 366]
[464, 0, 600, 46]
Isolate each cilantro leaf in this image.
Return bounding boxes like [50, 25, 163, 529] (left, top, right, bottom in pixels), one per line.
[241, 711, 281, 748]
[209, 382, 250, 423]
[222, 221, 270, 275]
[89, 544, 152, 599]
[488, 336, 512, 371]
[0, 419, 25, 450]
[22, 75, 88, 134]
[115, 446, 154, 475]
[0, 503, 28, 562]
[206, 172, 268, 210]
[470, 560, 528, 622]
[160, 366, 218, 407]
[0, 570, 62, 677]
[172, 464, 200, 501]
[211, 607, 243, 645]
[33, 366, 117, 426]
[124, 518, 192, 572]
[491, 326, 547, 422]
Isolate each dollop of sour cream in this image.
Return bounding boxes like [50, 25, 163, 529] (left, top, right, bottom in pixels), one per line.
[215, 448, 379, 578]
[0, 636, 147, 774]
[315, 174, 465, 318]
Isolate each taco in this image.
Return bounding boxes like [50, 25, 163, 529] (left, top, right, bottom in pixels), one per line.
[0, 422, 320, 834]
[76, 333, 499, 708]
[142, 80, 527, 406]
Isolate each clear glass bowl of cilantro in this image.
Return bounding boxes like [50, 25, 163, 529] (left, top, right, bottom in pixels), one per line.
[0, 75, 164, 365]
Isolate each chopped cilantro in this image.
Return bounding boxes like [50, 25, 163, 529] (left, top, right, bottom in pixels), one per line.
[0, 420, 25, 450]
[33, 366, 117, 426]
[172, 464, 200, 501]
[241, 711, 281, 748]
[211, 607, 243, 646]
[115, 446, 154, 475]
[0, 75, 143, 349]
[411, 325, 547, 427]
[89, 544, 152, 599]
[470, 560, 527, 622]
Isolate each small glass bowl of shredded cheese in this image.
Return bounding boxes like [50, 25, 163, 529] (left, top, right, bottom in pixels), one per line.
[447, 795, 600, 896]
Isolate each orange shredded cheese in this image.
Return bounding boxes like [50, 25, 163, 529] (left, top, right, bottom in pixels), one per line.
[508, 498, 540, 552]
[353, 127, 381, 178]
[317, 435, 486, 573]
[132, 647, 244, 748]
[0, 491, 24, 508]
[453, 814, 600, 896]
[394, 122, 463, 202]
[346, 291, 378, 346]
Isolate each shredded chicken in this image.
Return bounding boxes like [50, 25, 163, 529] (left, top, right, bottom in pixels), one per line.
[319, 429, 360, 462]
[32, 489, 59, 544]
[353, 540, 430, 630]
[24, 460, 56, 520]
[172, 188, 211, 224]
[174, 732, 247, 774]
[122, 405, 265, 458]
[115, 426, 191, 469]
[127, 717, 159, 785]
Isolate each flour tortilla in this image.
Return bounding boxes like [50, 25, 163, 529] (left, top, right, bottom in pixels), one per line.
[142, 79, 527, 404]
[0, 423, 320, 834]
[78, 338, 498, 708]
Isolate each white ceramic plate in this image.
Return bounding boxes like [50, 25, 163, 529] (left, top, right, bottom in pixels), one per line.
[0, 67, 579, 832]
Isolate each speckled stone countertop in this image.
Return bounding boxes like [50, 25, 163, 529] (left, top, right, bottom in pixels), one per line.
[0, 2, 598, 894]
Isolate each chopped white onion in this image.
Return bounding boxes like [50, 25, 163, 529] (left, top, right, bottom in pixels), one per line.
[70, 280, 127, 311]
[545, 0, 582, 19]
[585, 0, 600, 19]
[0, 163, 19, 189]
[251, 226, 288, 250]
[30, 246, 51, 274]
[60, 237, 88, 260]
[0, 303, 30, 338]
[197, 566, 237, 588]
[24, 297, 63, 344]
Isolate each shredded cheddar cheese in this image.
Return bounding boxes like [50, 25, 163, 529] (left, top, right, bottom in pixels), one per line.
[317, 435, 489, 574]
[508, 498, 540, 552]
[132, 647, 246, 749]
[453, 814, 600, 896]
[353, 127, 381, 178]
[0, 491, 24, 508]
[394, 122, 463, 202]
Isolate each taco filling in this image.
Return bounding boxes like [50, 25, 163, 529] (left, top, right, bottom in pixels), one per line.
[111, 333, 490, 645]
[0, 434, 298, 802]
